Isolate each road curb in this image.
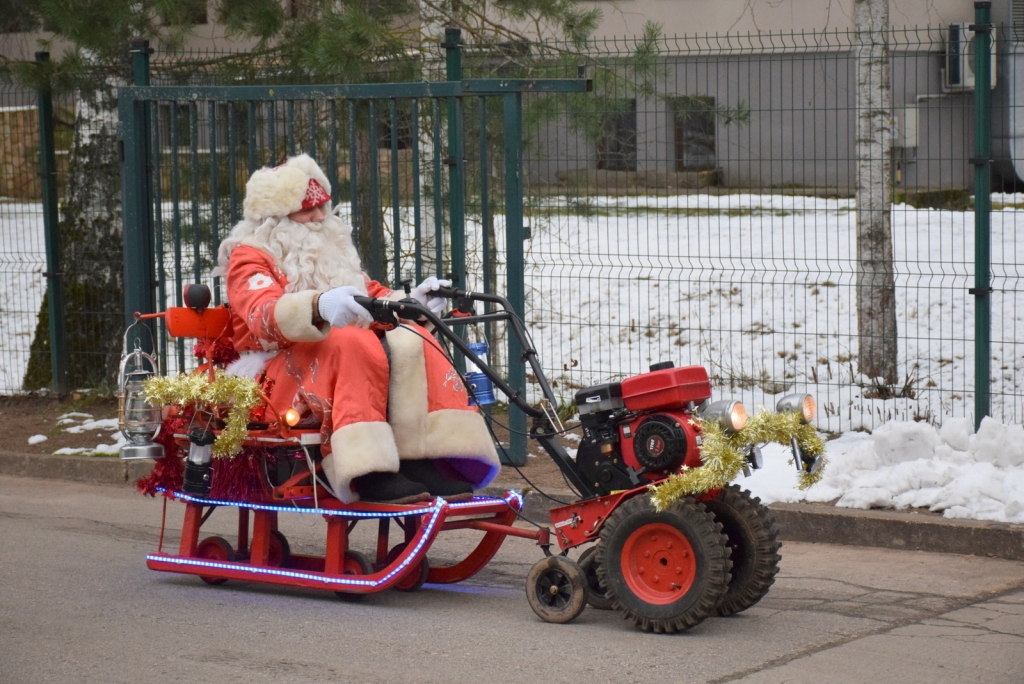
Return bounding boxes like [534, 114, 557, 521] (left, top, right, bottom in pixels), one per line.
[4, 451, 1022, 562]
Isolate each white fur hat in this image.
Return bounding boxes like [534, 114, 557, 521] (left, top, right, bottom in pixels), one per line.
[242, 154, 332, 221]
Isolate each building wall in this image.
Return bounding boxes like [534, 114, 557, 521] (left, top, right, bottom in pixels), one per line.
[586, 0, 981, 40]
[525, 45, 978, 192]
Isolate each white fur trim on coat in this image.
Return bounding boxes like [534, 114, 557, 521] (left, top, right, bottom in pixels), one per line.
[243, 154, 332, 221]
[322, 421, 400, 503]
[385, 326, 500, 488]
[274, 290, 330, 343]
[224, 351, 277, 379]
[386, 326, 430, 456]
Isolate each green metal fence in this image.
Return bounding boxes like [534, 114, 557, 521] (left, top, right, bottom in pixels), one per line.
[2, 24, 1023, 439]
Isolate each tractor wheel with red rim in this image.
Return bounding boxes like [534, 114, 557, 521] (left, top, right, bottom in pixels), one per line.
[335, 550, 374, 602]
[578, 546, 613, 610]
[384, 542, 430, 592]
[267, 530, 292, 568]
[196, 536, 236, 585]
[596, 495, 731, 633]
[526, 556, 588, 624]
[703, 484, 781, 616]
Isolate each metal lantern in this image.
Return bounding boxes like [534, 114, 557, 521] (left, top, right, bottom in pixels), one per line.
[182, 428, 216, 497]
[118, 334, 164, 461]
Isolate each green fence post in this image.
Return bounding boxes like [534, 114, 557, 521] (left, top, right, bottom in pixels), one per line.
[443, 28, 466, 294]
[35, 52, 68, 393]
[972, 1, 992, 429]
[122, 40, 156, 353]
[503, 92, 527, 466]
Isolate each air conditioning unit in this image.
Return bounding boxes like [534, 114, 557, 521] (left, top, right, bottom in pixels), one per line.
[943, 23, 997, 92]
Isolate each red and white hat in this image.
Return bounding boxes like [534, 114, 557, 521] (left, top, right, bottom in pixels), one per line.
[243, 154, 332, 221]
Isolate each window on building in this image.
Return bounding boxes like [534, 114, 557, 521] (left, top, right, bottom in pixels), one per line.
[162, 0, 208, 25]
[597, 99, 637, 171]
[2, 3, 40, 33]
[672, 96, 716, 172]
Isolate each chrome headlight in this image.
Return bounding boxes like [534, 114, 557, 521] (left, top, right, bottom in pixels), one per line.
[701, 399, 748, 434]
[776, 393, 816, 423]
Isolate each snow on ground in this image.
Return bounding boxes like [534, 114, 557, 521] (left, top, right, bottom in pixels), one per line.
[743, 417, 1024, 524]
[27, 434, 47, 445]
[50, 413, 124, 455]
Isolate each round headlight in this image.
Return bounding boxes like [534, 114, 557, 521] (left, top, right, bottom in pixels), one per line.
[701, 399, 748, 434]
[776, 393, 816, 424]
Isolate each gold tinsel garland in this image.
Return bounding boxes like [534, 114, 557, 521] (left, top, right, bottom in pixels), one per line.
[649, 410, 827, 512]
[143, 372, 263, 458]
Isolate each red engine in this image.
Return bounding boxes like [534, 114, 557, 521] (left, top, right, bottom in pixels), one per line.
[575, 362, 712, 495]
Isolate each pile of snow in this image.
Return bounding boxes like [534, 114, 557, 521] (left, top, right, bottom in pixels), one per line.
[27, 434, 47, 445]
[744, 417, 1024, 524]
[52, 412, 124, 456]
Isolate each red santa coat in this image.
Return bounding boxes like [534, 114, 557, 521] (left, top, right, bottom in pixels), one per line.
[225, 245, 500, 502]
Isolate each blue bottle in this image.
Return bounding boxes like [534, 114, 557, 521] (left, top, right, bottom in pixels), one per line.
[465, 342, 496, 405]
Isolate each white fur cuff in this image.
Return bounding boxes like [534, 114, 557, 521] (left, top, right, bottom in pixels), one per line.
[422, 410, 500, 465]
[274, 290, 330, 343]
[325, 421, 400, 503]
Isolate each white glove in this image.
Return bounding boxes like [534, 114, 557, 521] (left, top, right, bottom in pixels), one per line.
[410, 277, 452, 314]
[317, 286, 373, 328]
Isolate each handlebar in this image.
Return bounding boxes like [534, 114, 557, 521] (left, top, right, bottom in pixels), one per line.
[351, 290, 555, 420]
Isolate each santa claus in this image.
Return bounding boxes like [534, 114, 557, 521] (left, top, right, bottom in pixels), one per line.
[214, 154, 500, 504]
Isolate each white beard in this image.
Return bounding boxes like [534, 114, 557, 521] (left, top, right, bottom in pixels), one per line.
[215, 210, 367, 294]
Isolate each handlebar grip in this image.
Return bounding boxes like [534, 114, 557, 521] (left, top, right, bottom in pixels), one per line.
[432, 285, 464, 299]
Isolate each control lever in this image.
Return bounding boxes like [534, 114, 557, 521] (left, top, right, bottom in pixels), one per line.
[401, 278, 413, 296]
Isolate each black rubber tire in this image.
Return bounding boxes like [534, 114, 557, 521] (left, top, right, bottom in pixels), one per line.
[596, 495, 731, 633]
[384, 543, 430, 592]
[196, 536, 236, 586]
[578, 546, 614, 610]
[703, 484, 782, 617]
[526, 556, 588, 624]
[267, 530, 292, 568]
[335, 550, 374, 602]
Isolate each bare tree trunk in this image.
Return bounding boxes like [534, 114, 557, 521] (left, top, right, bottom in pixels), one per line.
[24, 83, 124, 390]
[854, 0, 898, 386]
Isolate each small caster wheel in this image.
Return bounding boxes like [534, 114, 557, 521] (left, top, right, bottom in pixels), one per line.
[196, 536, 235, 586]
[385, 542, 429, 592]
[526, 555, 588, 624]
[335, 550, 374, 602]
[267, 530, 291, 568]
[578, 546, 613, 610]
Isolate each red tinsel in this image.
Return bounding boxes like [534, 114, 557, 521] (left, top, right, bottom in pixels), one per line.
[135, 416, 188, 497]
[193, 338, 240, 366]
[209, 447, 276, 502]
[135, 416, 276, 503]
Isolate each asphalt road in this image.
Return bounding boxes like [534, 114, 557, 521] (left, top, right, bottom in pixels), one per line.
[2, 475, 1023, 684]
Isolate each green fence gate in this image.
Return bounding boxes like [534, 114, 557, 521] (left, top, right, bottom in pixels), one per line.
[117, 37, 590, 464]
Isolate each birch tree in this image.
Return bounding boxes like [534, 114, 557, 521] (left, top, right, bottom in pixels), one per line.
[854, 0, 898, 387]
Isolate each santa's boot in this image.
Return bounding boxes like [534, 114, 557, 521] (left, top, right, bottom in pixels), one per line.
[323, 421, 429, 504]
[351, 470, 430, 504]
[400, 459, 474, 501]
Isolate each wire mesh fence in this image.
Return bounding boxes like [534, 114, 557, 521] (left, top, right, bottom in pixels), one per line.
[1, 27, 1022, 436]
